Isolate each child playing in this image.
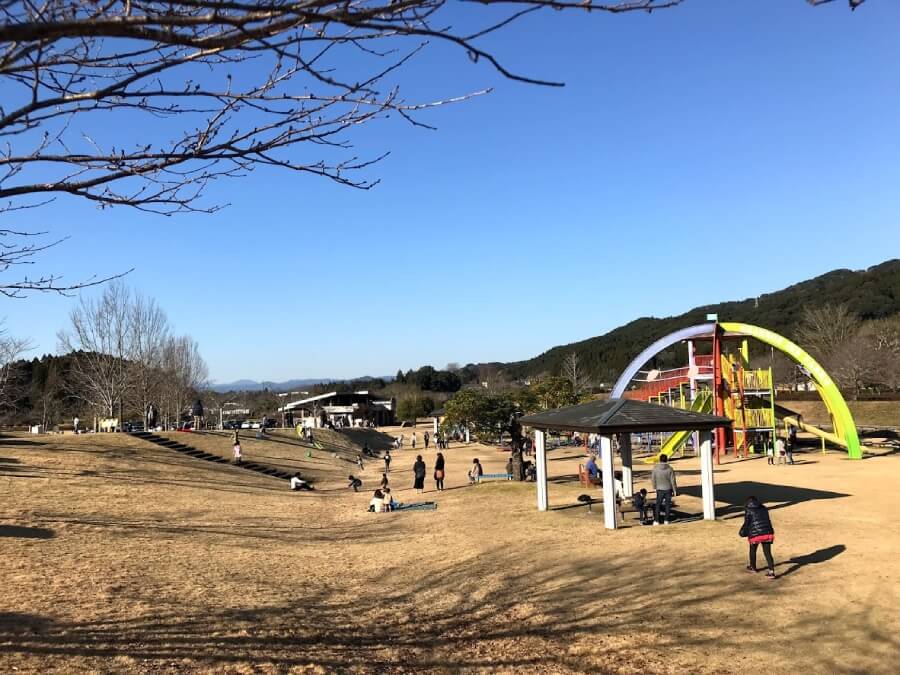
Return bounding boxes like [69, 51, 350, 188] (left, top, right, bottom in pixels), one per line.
[348, 475, 362, 492]
[382, 487, 395, 512]
[369, 490, 384, 513]
[633, 488, 649, 524]
[232, 441, 243, 464]
[380, 473, 390, 490]
[775, 437, 787, 465]
[740, 496, 777, 580]
[468, 458, 483, 485]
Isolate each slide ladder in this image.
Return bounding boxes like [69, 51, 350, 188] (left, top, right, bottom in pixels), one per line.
[746, 397, 848, 449]
[643, 392, 713, 464]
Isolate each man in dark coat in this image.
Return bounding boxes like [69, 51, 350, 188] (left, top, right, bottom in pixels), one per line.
[740, 496, 777, 579]
[191, 399, 204, 431]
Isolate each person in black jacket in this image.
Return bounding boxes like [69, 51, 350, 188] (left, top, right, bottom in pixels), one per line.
[413, 455, 427, 494]
[191, 399, 204, 431]
[434, 452, 446, 492]
[740, 496, 777, 579]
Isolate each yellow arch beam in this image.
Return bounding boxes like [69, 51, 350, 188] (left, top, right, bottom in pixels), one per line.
[720, 322, 861, 459]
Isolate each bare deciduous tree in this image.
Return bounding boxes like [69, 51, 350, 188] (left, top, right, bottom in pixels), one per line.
[129, 294, 170, 422]
[58, 281, 133, 422]
[562, 351, 589, 396]
[795, 303, 858, 368]
[160, 335, 209, 428]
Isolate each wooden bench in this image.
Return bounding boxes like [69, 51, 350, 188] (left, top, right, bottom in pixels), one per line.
[618, 499, 650, 523]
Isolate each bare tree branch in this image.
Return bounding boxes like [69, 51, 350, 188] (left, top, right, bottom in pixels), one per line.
[0, 0, 862, 215]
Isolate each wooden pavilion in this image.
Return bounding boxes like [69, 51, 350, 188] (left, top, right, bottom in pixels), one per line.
[519, 399, 732, 530]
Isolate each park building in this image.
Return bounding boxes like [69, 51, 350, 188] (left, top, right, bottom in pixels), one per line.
[279, 390, 396, 428]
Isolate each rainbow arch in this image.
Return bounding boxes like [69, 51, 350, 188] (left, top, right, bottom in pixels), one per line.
[610, 322, 861, 459]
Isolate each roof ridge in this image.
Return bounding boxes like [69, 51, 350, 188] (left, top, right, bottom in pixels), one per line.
[597, 398, 627, 425]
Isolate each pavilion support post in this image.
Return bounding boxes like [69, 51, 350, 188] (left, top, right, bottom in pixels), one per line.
[700, 430, 716, 521]
[433, 417, 439, 435]
[619, 433, 633, 498]
[535, 429, 548, 512]
[600, 435, 617, 530]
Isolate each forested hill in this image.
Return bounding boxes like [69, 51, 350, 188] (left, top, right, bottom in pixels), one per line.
[500, 259, 900, 385]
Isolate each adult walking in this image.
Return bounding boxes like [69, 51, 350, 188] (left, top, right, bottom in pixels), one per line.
[651, 454, 678, 525]
[191, 398, 204, 431]
[740, 496, 777, 580]
[434, 452, 446, 492]
[412, 454, 427, 494]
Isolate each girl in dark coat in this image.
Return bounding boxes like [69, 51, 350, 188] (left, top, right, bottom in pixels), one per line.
[740, 496, 777, 579]
[434, 452, 446, 492]
[412, 455, 427, 493]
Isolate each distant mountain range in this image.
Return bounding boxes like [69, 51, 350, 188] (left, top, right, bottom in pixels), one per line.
[210, 377, 392, 393]
[497, 259, 900, 384]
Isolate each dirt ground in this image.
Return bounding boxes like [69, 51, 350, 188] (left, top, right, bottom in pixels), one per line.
[2, 426, 899, 674]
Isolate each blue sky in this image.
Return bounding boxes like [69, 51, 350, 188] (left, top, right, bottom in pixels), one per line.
[4, 0, 900, 383]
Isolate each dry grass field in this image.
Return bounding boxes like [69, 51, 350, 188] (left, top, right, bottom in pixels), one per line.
[2, 426, 899, 674]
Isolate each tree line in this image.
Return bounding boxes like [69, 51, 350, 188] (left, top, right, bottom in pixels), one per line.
[2, 282, 207, 429]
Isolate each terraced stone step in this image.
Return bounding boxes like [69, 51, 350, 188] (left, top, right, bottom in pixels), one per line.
[128, 432, 289, 482]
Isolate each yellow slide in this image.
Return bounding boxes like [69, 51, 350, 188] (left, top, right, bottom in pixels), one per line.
[643, 392, 713, 464]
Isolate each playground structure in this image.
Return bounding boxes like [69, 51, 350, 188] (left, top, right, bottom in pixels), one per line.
[610, 321, 862, 461]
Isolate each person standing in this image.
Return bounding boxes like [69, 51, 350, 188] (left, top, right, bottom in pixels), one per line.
[413, 454, 426, 494]
[191, 399, 204, 432]
[740, 496, 777, 580]
[357, 454, 365, 471]
[233, 440, 243, 464]
[380, 473, 390, 491]
[468, 458, 483, 484]
[651, 454, 677, 525]
[775, 436, 787, 465]
[411, 432, 417, 450]
[424, 431, 430, 450]
[434, 452, 446, 491]
[73, 416, 80, 434]
[384, 450, 392, 473]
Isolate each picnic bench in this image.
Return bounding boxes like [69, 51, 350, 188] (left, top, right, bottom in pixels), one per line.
[475, 473, 513, 482]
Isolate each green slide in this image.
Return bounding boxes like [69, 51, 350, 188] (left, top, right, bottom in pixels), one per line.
[644, 392, 712, 464]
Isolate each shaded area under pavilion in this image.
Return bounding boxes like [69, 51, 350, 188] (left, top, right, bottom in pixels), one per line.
[519, 399, 733, 530]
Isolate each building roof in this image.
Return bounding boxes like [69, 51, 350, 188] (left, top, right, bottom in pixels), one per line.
[518, 398, 732, 434]
[281, 390, 377, 412]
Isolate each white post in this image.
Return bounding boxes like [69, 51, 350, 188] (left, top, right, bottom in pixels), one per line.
[535, 429, 548, 512]
[465, 426, 470, 444]
[600, 435, 617, 530]
[433, 417, 439, 435]
[700, 430, 716, 521]
[619, 433, 633, 498]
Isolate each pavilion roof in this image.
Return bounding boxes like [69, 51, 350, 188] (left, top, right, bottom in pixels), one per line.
[519, 398, 732, 434]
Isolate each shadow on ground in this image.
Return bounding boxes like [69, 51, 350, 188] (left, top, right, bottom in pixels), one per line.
[679, 480, 850, 519]
[0, 545, 886, 673]
[0, 525, 55, 539]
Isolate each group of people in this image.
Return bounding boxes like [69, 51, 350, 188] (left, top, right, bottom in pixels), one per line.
[767, 428, 798, 466]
